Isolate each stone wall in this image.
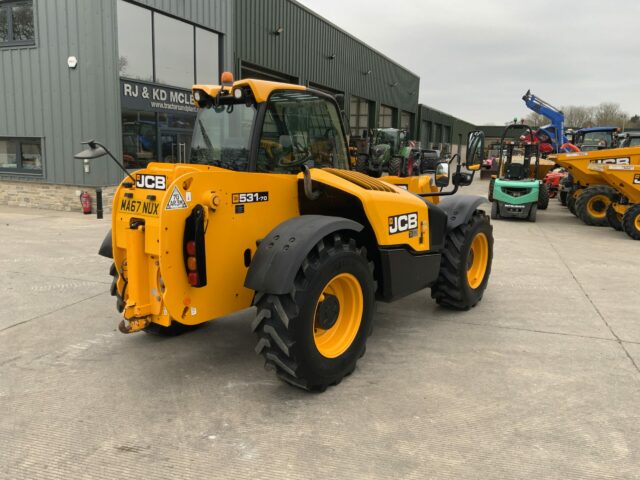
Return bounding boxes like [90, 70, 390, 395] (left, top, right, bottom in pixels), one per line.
[0, 180, 116, 213]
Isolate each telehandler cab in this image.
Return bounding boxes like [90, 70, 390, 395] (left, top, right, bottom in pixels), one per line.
[80, 73, 493, 392]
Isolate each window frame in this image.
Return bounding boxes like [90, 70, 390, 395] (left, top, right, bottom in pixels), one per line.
[0, 0, 36, 48]
[0, 136, 44, 175]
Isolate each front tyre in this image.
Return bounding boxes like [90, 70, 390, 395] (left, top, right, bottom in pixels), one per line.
[431, 211, 493, 310]
[606, 204, 624, 231]
[575, 185, 616, 226]
[537, 183, 550, 210]
[253, 234, 375, 392]
[622, 204, 640, 240]
[387, 156, 402, 176]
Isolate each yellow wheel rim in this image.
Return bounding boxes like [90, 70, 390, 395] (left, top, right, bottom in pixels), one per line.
[313, 273, 363, 359]
[635, 213, 640, 231]
[586, 195, 610, 218]
[467, 232, 489, 290]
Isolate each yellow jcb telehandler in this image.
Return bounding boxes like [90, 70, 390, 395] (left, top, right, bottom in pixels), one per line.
[77, 73, 493, 392]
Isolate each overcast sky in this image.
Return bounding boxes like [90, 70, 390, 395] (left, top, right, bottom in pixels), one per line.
[297, 0, 640, 125]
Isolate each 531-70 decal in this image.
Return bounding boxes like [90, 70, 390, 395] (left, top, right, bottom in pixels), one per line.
[232, 192, 269, 204]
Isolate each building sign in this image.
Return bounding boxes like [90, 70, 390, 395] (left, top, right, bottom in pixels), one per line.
[120, 79, 197, 114]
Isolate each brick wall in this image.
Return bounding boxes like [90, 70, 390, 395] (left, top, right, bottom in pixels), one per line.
[0, 180, 116, 213]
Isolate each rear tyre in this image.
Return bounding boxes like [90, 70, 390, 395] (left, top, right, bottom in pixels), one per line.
[253, 234, 375, 391]
[490, 202, 500, 220]
[606, 204, 624, 231]
[431, 211, 493, 310]
[559, 190, 568, 206]
[387, 156, 402, 177]
[567, 192, 578, 215]
[575, 185, 616, 226]
[109, 262, 198, 337]
[621, 204, 640, 240]
[528, 204, 538, 222]
[537, 183, 550, 210]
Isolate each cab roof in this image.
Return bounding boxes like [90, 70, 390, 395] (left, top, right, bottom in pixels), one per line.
[192, 78, 306, 104]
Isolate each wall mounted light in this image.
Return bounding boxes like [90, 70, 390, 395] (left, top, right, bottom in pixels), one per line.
[390, 81, 399, 87]
[67, 56, 78, 69]
[273, 26, 284, 35]
[327, 53, 336, 60]
[363, 70, 372, 75]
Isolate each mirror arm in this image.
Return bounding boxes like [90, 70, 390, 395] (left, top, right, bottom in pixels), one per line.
[419, 161, 463, 198]
[89, 140, 137, 184]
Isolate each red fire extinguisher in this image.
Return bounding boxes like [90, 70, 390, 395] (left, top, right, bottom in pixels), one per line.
[80, 191, 92, 214]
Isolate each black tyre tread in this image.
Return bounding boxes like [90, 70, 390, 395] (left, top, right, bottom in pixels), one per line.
[488, 178, 495, 202]
[559, 190, 568, 206]
[606, 204, 624, 231]
[430, 211, 493, 310]
[568, 192, 578, 215]
[575, 185, 616, 226]
[253, 235, 374, 391]
[537, 183, 550, 210]
[528, 204, 538, 222]
[622, 204, 640, 240]
[388, 156, 402, 176]
[491, 202, 499, 220]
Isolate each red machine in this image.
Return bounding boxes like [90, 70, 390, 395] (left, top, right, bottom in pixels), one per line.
[543, 168, 568, 198]
[80, 191, 92, 214]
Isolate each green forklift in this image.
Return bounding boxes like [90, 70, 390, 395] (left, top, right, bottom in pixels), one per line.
[489, 124, 549, 221]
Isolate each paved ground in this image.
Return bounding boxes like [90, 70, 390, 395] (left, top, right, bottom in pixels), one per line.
[1, 177, 639, 479]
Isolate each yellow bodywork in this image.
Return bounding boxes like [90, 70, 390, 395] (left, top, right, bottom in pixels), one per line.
[192, 78, 306, 105]
[551, 147, 640, 187]
[112, 165, 436, 330]
[590, 164, 640, 216]
[382, 174, 441, 204]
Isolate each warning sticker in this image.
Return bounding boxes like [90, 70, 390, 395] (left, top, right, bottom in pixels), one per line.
[165, 186, 188, 210]
[634, 174, 640, 185]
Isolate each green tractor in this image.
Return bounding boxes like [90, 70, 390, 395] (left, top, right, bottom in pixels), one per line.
[489, 124, 550, 221]
[354, 128, 412, 177]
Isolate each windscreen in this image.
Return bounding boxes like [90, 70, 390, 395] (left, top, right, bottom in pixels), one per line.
[190, 104, 257, 171]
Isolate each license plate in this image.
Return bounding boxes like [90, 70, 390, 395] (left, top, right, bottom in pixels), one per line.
[505, 204, 524, 209]
[119, 198, 159, 216]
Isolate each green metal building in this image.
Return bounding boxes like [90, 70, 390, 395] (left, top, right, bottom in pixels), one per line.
[0, 0, 473, 211]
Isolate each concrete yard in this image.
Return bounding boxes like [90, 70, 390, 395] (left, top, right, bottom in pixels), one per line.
[1, 177, 639, 480]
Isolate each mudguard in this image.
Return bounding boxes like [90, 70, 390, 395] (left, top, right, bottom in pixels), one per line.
[244, 215, 363, 295]
[439, 195, 489, 231]
[98, 230, 113, 258]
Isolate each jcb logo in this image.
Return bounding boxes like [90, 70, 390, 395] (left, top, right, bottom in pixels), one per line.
[136, 174, 166, 190]
[389, 212, 418, 235]
[591, 157, 630, 165]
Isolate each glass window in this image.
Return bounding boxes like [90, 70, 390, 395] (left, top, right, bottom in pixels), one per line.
[379, 104, 394, 129]
[0, 1, 35, 46]
[0, 137, 42, 173]
[0, 139, 17, 168]
[195, 27, 219, 84]
[154, 13, 195, 88]
[349, 96, 370, 137]
[400, 111, 412, 136]
[257, 91, 349, 173]
[122, 110, 158, 169]
[190, 104, 256, 171]
[117, 0, 153, 81]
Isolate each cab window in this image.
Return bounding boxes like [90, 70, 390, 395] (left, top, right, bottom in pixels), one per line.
[257, 90, 348, 173]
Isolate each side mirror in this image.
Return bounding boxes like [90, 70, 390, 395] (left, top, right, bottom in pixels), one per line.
[466, 130, 485, 171]
[435, 162, 450, 187]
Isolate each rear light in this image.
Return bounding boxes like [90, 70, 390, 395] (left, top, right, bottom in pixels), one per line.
[183, 205, 207, 287]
